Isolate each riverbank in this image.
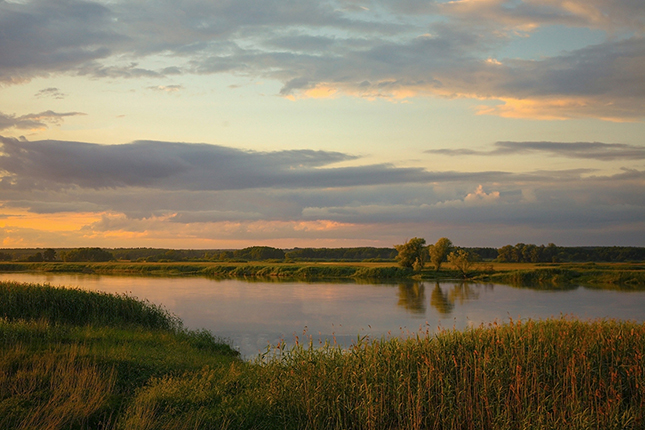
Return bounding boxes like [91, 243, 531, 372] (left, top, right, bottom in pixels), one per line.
[1, 281, 643, 429]
[0, 260, 644, 287]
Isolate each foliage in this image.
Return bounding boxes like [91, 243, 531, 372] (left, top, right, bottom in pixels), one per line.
[42, 248, 56, 261]
[497, 243, 645, 263]
[448, 248, 475, 277]
[1, 282, 645, 429]
[24, 252, 44, 262]
[394, 237, 427, 269]
[248, 318, 645, 430]
[285, 247, 396, 261]
[233, 246, 285, 260]
[428, 237, 453, 271]
[497, 243, 559, 263]
[0, 281, 181, 330]
[59, 247, 115, 262]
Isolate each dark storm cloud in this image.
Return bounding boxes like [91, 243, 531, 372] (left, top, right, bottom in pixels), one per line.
[426, 141, 645, 161]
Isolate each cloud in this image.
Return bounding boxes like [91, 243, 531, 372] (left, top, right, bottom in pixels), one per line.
[1, 0, 643, 120]
[35, 87, 66, 99]
[437, 0, 645, 33]
[426, 141, 645, 160]
[147, 85, 184, 92]
[0, 0, 121, 82]
[0, 136, 444, 191]
[0, 137, 643, 246]
[0, 111, 85, 131]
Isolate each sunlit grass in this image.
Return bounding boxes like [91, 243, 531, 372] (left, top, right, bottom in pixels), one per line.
[0, 261, 643, 287]
[1, 281, 644, 429]
[244, 318, 645, 429]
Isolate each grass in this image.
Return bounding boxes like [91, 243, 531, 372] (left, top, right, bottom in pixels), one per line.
[0, 281, 240, 430]
[1, 260, 644, 287]
[1, 281, 645, 429]
[248, 318, 645, 429]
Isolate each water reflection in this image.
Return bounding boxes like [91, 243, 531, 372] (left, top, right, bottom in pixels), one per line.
[1, 273, 645, 359]
[397, 282, 426, 314]
[430, 283, 493, 315]
[430, 283, 454, 315]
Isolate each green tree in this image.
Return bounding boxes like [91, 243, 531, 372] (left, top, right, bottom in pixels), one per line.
[60, 248, 114, 262]
[448, 249, 475, 277]
[428, 237, 452, 271]
[43, 248, 56, 261]
[233, 246, 285, 261]
[394, 237, 427, 270]
[25, 252, 44, 262]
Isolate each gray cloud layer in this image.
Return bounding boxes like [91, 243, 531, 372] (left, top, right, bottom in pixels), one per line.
[426, 141, 645, 161]
[1, 0, 643, 119]
[0, 136, 442, 190]
[0, 136, 643, 246]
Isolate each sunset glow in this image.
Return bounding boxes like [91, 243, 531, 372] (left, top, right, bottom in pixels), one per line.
[0, 0, 643, 248]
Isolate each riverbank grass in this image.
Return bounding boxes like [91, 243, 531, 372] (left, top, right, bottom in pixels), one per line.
[1, 260, 644, 287]
[1, 281, 644, 429]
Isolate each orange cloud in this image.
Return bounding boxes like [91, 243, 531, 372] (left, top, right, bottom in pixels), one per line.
[0, 209, 103, 232]
[476, 97, 638, 122]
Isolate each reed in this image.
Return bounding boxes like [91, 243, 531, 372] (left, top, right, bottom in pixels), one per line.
[0, 281, 181, 331]
[245, 318, 645, 429]
[1, 281, 644, 429]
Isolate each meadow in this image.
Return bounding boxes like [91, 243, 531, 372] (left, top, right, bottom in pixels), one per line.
[1, 281, 644, 429]
[0, 260, 643, 288]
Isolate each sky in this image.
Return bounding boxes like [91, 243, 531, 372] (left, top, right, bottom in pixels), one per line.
[0, 0, 644, 249]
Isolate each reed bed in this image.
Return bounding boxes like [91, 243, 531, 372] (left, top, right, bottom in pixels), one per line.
[0, 342, 115, 430]
[0, 281, 181, 330]
[1, 281, 644, 429]
[244, 318, 645, 429]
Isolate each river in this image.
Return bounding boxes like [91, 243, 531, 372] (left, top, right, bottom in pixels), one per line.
[2, 272, 644, 359]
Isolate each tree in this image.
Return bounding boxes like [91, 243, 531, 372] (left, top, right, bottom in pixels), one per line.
[60, 248, 114, 262]
[428, 237, 452, 271]
[43, 248, 57, 261]
[394, 237, 427, 270]
[234, 246, 285, 261]
[25, 252, 44, 262]
[448, 249, 475, 277]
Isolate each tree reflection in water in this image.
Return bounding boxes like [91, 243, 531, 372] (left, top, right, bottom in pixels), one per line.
[397, 282, 426, 314]
[430, 283, 454, 315]
[430, 283, 488, 315]
[449, 283, 480, 305]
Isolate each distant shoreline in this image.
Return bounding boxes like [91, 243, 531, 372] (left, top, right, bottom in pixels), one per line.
[1, 260, 643, 287]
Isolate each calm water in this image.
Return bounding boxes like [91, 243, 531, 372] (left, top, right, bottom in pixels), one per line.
[2, 272, 645, 359]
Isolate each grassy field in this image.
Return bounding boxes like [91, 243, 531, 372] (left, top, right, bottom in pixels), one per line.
[1, 281, 644, 429]
[1, 260, 644, 288]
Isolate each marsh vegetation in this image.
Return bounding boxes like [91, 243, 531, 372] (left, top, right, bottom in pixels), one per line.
[1, 281, 644, 429]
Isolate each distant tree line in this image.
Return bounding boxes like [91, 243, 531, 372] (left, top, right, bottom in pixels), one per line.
[218, 246, 286, 261]
[59, 248, 115, 262]
[496, 243, 645, 263]
[1, 244, 643, 264]
[285, 247, 397, 261]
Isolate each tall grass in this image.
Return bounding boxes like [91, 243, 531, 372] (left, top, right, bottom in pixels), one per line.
[244, 318, 645, 429]
[1, 281, 644, 429]
[0, 282, 241, 430]
[0, 341, 115, 430]
[0, 281, 181, 330]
